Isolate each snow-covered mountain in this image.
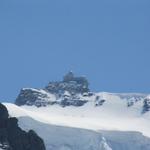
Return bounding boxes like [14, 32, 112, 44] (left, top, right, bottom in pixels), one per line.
[15, 71, 150, 114]
[1, 72, 150, 150]
[3, 103, 150, 150]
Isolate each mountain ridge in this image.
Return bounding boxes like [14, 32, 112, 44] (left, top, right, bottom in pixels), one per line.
[15, 72, 150, 114]
[2, 72, 150, 150]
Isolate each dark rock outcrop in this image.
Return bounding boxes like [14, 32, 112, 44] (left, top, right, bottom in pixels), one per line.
[60, 98, 88, 107]
[0, 103, 46, 150]
[142, 98, 150, 113]
[0, 103, 9, 119]
[15, 88, 50, 107]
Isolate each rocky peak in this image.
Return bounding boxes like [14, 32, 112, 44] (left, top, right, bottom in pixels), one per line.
[15, 72, 150, 113]
[15, 72, 90, 107]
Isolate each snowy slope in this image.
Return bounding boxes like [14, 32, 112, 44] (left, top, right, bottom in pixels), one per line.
[18, 117, 109, 150]
[18, 117, 150, 150]
[3, 103, 150, 150]
[4, 92, 150, 137]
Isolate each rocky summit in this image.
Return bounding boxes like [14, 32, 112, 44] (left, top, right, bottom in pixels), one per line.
[15, 72, 91, 107]
[15, 72, 150, 114]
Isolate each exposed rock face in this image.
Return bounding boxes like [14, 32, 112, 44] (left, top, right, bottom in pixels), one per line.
[15, 72, 90, 107]
[0, 103, 46, 150]
[0, 103, 9, 119]
[143, 97, 150, 113]
[15, 88, 53, 107]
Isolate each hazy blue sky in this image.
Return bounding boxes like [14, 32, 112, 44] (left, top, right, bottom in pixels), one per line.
[0, 0, 150, 102]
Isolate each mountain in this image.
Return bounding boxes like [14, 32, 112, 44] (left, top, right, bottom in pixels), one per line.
[1, 72, 150, 150]
[3, 103, 150, 150]
[15, 71, 150, 114]
[15, 71, 89, 107]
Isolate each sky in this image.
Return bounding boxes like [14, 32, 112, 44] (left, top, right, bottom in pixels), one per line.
[0, 0, 150, 102]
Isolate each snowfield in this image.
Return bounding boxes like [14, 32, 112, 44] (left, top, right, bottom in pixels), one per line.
[4, 92, 150, 137]
[3, 92, 150, 150]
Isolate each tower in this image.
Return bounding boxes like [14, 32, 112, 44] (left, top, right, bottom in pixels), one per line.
[63, 71, 74, 82]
